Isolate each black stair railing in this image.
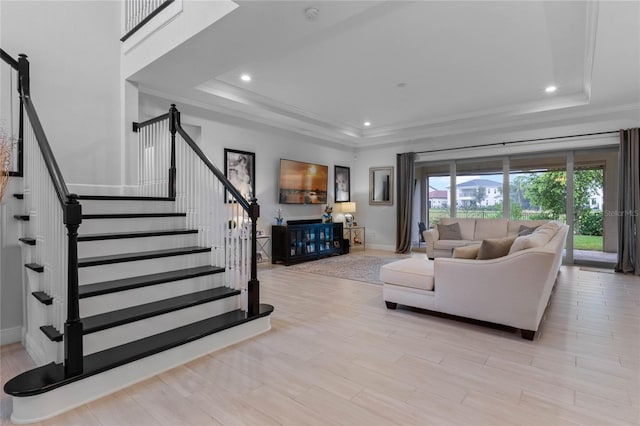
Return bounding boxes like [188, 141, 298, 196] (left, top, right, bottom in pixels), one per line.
[3, 50, 83, 377]
[121, 0, 175, 42]
[134, 105, 260, 315]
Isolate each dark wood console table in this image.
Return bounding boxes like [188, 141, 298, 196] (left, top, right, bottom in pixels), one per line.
[272, 220, 344, 266]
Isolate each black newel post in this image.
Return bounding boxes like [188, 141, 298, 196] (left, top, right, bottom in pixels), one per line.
[168, 104, 178, 199]
[248, 198, 260, 315]
[16, 55, 26, 176]
[64, 194, 83, 377]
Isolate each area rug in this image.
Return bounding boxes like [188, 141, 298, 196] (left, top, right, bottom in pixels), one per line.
[288, 254, 410, 285]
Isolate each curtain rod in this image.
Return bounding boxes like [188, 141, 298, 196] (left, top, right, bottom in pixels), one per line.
[415, 130, 620, 155]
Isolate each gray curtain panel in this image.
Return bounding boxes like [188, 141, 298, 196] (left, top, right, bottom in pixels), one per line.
[615, 128, 640, 274]
[396, 152, 415, 253]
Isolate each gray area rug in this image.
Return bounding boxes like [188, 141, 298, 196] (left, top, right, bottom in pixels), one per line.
[288, 254, 409, 284]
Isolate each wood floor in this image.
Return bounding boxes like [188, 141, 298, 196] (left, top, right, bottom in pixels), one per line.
[2, 251, 639, 425]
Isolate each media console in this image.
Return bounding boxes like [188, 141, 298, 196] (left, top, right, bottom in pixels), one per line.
[271, 220, 344, 266]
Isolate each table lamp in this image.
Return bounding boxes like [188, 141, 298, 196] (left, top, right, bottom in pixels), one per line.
[340, 202, 356, 227]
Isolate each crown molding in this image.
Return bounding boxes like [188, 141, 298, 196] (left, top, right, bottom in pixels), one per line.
[196, 80, 362, 139]
[137, 85, 359, 152]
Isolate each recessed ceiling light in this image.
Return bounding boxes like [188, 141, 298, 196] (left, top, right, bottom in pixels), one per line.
[240, 74, 252, 82]
[545, 85, 557, 93]
[363, 121, 371, 127]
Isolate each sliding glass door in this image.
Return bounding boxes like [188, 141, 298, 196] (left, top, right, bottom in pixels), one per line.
[416, 147, 619, 267]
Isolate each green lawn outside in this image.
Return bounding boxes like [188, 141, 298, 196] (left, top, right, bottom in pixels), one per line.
[573, 235, 603, 251]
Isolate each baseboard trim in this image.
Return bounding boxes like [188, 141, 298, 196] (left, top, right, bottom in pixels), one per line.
[10, 315, 271, 424]
[0, 326, 23, 345]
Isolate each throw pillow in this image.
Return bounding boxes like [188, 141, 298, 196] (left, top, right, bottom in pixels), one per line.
[518, 225, 540, 236]
[508, 235, 530, 254]
[453, 244, 481, 259]
[437, 222, 462, 240]
[476, 236, 517, 260]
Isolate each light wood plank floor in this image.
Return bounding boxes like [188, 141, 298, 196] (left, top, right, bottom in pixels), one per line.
[2, 251, 639, 425]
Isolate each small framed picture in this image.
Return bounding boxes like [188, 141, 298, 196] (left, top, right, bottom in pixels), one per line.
[224, 148, 255, 203]
[334, 165, 350, 202]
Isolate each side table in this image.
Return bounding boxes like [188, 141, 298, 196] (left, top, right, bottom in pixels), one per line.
[344, 226, 365, 251]
[256, 235, 271, 262]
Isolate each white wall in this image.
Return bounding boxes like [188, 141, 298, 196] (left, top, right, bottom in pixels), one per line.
[122, 0, 237, 79]
[351, 146, 401, 251]
[140, 94, 355, 233]
[1, 0, 122, 185]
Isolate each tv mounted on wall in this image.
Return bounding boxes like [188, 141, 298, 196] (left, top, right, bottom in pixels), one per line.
[278, 158, 328, 204]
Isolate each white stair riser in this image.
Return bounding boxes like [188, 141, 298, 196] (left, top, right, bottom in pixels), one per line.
[78, 233, 199, 258]
[80, 200, 176, 214]
[79, 252, 213, 285]
[79, 274, 226, 317]
[10, 317, 271, 424]
[25, 330, 60, 368]
[79, 216, 186, 234]
[82, 295, 240, 355]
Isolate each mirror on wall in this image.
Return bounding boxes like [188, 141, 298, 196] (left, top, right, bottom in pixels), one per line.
[369, 167, 394, 205]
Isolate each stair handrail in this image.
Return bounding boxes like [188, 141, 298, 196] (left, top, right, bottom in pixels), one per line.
[170, 106, 260, 315]
[16, 55, 74, 207]
[121, 0, 175, 42]
[136, 105, 261, 314]
[1, 48, 19, 69]
[5, 50, 83, 378]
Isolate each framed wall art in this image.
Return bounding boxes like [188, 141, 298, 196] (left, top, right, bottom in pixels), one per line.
[224, 148, 255, 203]
[334, 165, 350, 202]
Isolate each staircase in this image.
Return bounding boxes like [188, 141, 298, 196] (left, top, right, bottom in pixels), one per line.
[2, 51, 272, 424]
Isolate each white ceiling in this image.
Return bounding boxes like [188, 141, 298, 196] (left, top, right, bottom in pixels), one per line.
[132, 0, 640, 148]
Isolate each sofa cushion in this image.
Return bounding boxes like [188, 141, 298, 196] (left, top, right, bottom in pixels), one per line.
[453, 244, 481, 259]
[437, 222, 462, 240]
[509, 222, 560, 254]
[434, 240, 477, 250]
[476, 236, 517, 260]
[379, 258, 434, 291]
[474, 219, 508, 240]
[440, 218, 476, 240]
[518, 224, 540, 236]
[507, 220, 549, 236]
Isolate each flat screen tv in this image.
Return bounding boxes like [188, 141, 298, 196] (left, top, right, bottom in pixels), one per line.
[278, 158, 328, 204]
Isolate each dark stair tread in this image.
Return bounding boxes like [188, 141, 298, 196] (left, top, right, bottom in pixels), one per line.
[13, 193, 24, 199]
[79, 265, 225, 298]
[79, 228, 198, 241]
[32, 291, 53, 305]
[78, 246, 211, 267]
[40, 325, 63, 342]
[83, 213, 186, 219]
[25, 263, 44, 273]
[18, 237, 36, 245]
[82, 287, 241, 334]
[4, 304, 273, 397]
[14, 215, 29, 221]
[77, 195, 175, 201]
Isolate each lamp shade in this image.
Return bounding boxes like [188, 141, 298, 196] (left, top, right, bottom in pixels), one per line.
[340, 202, 356, 213]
